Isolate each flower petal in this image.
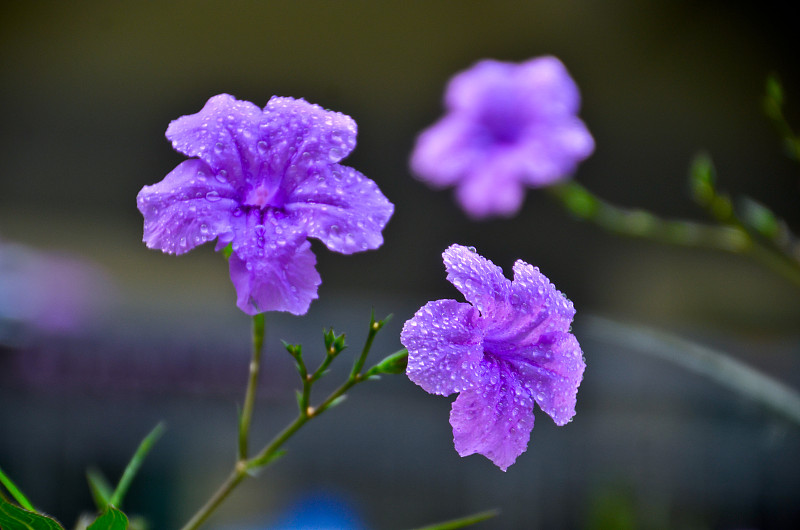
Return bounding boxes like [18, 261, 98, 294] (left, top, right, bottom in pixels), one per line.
[443, 244, 512, 316]
[137, 159, 240, 254]
[261, 96, 357, 179]
[228, 210, 321, 315]
[410, 116, 481, 188]
[450, 360, 536, 471]
[506, 332, 584, 426]
[166, 94, 262, 189]
[286, 165, 394, 254]
[517, 119, 595, 186]
[401, 299, 484, 396]
[454, 158, 526, 219]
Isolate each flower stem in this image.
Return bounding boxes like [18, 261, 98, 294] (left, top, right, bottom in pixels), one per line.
[179, 466, 248, 530]
[547, 181, 800, 288]
[181, 314, 389, 530]
[238, 314, 266, 460]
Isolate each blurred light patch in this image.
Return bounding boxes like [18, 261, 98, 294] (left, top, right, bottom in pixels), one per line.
[0, 237, 114, 345]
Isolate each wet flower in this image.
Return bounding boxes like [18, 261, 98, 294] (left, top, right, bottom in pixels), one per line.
[400, 244, 585, 470]
[137, 94, 393, 315]
[410, 56, 594, 219]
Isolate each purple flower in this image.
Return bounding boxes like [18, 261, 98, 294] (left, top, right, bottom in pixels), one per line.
[137, 94, 394, 315]
[400, 244, 585, 471]
[410, 56, 594, 219]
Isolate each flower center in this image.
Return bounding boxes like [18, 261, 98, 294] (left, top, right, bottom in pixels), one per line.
[244, 185, 274, 209]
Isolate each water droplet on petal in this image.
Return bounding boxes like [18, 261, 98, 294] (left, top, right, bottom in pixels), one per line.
[257, 141, 269, 156]
[214, 142, 225, 154]
[205, 191, 221, 202]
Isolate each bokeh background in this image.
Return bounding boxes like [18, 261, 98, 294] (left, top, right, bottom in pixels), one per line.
[2, 1, 799, 529]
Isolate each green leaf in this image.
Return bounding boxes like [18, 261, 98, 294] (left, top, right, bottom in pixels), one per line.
[0, 465, 36, 512]
[367, 349, 408, 375]
[108, 423, 165, 508]
[0, 496, 65, 530]
[688, 153, 716, 206]
[86, 468, 114, 511]
[411, 509, 500, 530]
[87, 505, 129, 530]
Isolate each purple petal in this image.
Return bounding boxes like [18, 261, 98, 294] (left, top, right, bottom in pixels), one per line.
[261, 97, 357, 185]
[454, 159, 526, 219]
[443, 244, 512, 316]
[517, 119, 595, 186]
[513, 56, 582, 118]
[410, 116, 481, 188]
[450, 360, 535, 471]
[505, 259, 576, 337]
[137, 159, 240, 254]
[228, 210, 321, 315]
[401, 299, 484, 396]
[444, 59, 513, 112]
[166, 94, 262, 189]
[504, 332, 584, 427]
[286, 165, 394, 254]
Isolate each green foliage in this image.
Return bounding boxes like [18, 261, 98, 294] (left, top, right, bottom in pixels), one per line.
[0, 496, 64, 530]
[87, 506, 129, 530]
[366, 349, 409, 376]
[0, 465, 36, 513]
[411, 509, 500, 530]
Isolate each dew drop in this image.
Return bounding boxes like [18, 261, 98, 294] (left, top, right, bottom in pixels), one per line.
[257, 141, 269, 156]
[214, 142, 225, 154]
[205, 191, 221, 202]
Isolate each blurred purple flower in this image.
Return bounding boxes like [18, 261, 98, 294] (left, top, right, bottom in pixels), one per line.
[410, 56, 594, 219]
[0, 239, 112, 339]
[400, 244, 585, 470]
[137, 94, 393, 315]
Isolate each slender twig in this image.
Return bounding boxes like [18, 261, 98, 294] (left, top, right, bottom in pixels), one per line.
[238, 313, 266, 460]
[547, 181, 800, 289]
[181, 314, 391, 530]
[583, 315, 800, 425]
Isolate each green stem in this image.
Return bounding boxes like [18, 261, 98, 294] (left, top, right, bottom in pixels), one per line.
[182, 315, 389, 530]
[238, 313, 266, 460]
[179, 467, 247, 530]
[351, 312, 382, 379]
[548, 182, 800, 288]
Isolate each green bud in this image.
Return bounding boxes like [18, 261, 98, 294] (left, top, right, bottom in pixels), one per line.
[369, 349, 409, 375]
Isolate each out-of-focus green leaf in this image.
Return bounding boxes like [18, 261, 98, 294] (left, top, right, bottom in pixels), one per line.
[108, 423, 165, 508]
[411, 509, 500, 530]
[0, 496, 65, 530]
[0, 465, 36, 512]
[87, 468, 114, 511]
[87, 505, 129, 530]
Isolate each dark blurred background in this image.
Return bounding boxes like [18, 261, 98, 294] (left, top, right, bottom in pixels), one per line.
[1, 1, 799, 529]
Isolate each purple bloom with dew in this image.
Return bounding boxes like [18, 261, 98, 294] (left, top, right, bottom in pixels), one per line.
[410, 56, 594, 219]
[137, 94, 394, 315]
[401, 244, 585, 471]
